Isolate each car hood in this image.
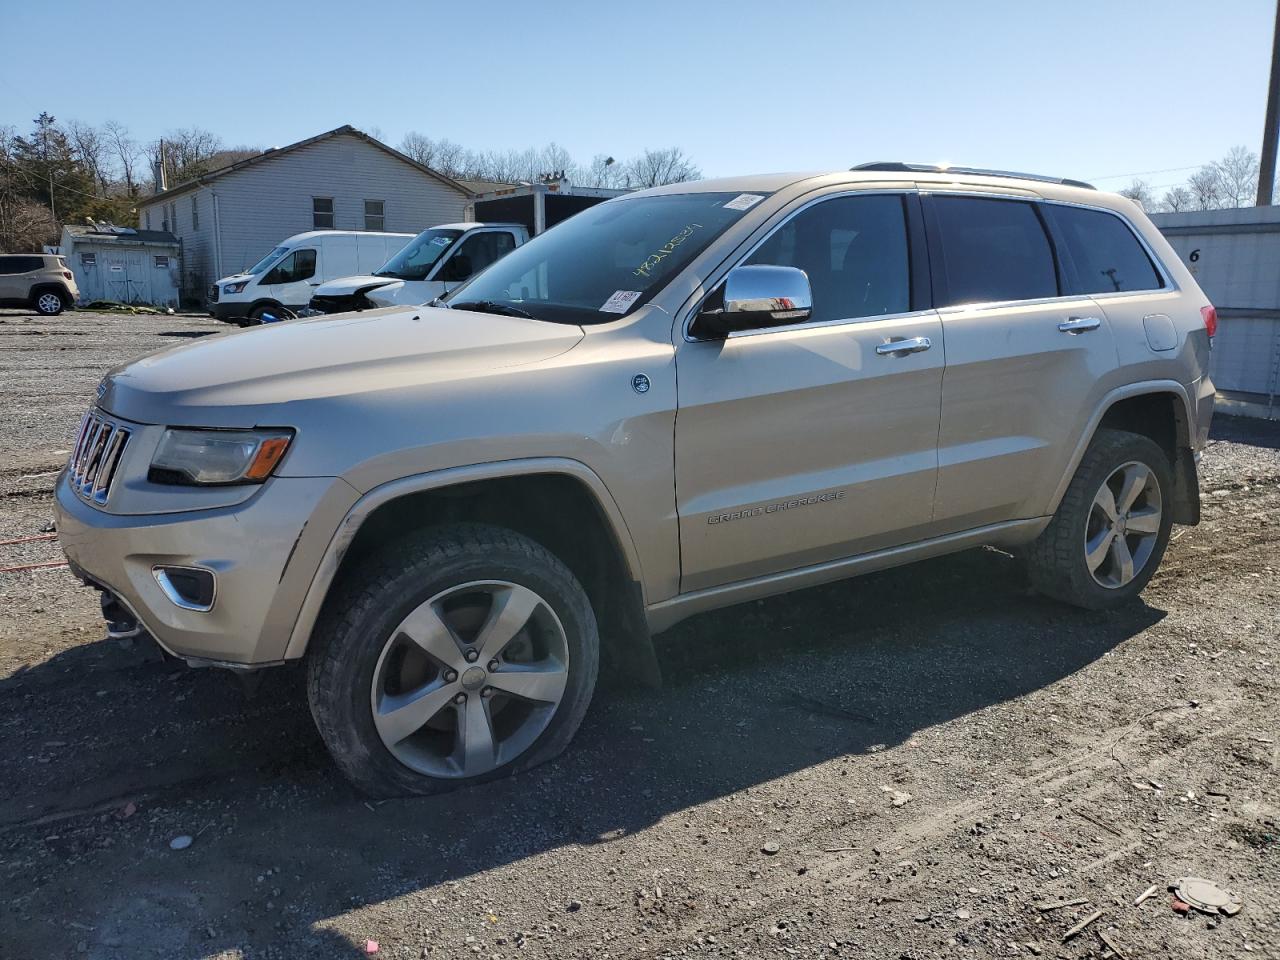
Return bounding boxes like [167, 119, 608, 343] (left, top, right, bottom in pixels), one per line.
[312, 274, 398, 297]
[99, 305, 586, 426]
[215, 272, 255, 286]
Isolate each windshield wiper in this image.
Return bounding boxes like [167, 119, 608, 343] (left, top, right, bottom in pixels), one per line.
[449, 300, 537, 320]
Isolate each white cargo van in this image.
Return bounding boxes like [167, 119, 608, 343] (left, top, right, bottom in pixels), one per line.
[208, 230, 413, 324]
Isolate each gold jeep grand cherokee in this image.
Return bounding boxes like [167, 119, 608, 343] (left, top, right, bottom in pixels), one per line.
[56, 163, 1216, 796]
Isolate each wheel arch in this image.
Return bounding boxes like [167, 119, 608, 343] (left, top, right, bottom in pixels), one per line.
[1049, 381, 1200, 523]
[284, 458, 659, 685]
[30, 283, 72, 306]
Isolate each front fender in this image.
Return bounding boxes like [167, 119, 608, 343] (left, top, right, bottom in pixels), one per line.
[281, 457, 646, 660]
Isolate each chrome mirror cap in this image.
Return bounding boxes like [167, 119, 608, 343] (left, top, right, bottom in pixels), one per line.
[694, 264, 813, 338]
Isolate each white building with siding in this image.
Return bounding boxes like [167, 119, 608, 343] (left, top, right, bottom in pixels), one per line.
[136, 126, 471, 303]
[1151, 206, 1280, 418]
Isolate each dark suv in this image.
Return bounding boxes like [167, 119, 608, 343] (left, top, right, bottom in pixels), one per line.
[0, 254, 79, 315]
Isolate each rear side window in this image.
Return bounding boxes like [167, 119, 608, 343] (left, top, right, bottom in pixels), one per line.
[0, 255, 44, 274]
[1046, 205, 1163, 295]
[932, 196, 1057, 306]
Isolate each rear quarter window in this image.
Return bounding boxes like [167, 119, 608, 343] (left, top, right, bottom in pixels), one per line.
[1046, 205, 1163, 295]
[932, 196, 1058, 306]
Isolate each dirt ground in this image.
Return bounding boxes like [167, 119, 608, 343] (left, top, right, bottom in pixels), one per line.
[0, 308, 1276, 960]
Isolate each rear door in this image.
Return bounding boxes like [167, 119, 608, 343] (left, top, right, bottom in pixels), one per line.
[925, 193, 1120, 531]
[674, 191, 944, 592]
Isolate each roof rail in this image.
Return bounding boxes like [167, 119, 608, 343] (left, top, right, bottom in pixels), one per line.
[851, 162, 1095, 190]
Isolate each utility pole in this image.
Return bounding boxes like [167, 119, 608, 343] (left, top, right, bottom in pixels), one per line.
[1258, 0, 1280, 205]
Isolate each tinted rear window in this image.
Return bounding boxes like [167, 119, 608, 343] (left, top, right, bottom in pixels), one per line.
[0, 255, 44, 274]
[1047, 205, 1163, 294]
[933, 196, 1057, 306]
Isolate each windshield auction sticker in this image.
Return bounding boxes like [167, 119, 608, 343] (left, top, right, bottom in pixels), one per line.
[723, 193, 764, 211]
[600, 290, 642, 313]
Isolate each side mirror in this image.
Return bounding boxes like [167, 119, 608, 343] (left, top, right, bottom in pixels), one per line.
[691, 265, 812, 339]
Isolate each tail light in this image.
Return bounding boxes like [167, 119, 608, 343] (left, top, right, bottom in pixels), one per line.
[63, 270, 73, 280]
[1201, 305, 1217, 342]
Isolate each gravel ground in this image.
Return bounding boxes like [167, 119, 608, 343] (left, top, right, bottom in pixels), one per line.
[0, 308, 1277, 960]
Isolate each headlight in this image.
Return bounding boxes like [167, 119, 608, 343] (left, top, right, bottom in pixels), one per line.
[224, 281, 250, 295]
[149, 429, 293, 485]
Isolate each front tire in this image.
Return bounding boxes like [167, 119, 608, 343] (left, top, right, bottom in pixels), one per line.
[306, 523, 599, 797]
[1025, 428, 1174, 610]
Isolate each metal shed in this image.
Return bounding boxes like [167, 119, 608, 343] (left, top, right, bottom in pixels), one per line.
[1151, 207, 1280, 418]
[59, 224, 181, 308]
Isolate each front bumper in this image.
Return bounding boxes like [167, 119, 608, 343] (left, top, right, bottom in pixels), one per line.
[54, 470, 357, 665]
[210, 301, 247, 323]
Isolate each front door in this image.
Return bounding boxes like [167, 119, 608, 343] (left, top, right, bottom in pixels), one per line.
[925, 193, 1120, 530]
[261, 247, 318, 308]
[674, 192, 944, 592]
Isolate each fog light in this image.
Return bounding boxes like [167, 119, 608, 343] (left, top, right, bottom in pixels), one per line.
[153, 565, 216, 611]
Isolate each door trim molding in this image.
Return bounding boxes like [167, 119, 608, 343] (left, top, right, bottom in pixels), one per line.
[645, 516, 1047, 633]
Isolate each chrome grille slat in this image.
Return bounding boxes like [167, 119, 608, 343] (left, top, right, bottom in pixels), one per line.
[66, 408, 131, 507]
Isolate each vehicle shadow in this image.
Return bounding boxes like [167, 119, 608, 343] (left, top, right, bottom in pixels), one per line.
[1210, 412, 1280, 450]
[0, 546, 1164, 958]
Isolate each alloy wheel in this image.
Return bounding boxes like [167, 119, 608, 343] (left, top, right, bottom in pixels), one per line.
[37, 293, 62, 314]
[369, 580, 569, 778]
[1084, 460, 1162, 589]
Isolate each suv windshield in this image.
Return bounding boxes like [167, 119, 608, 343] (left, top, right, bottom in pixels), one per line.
[444, 192, 766, 324]
[246, 246, 288, 275]
[375, 228, 464, 281]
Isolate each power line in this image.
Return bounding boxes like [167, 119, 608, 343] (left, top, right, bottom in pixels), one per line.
[1087, 163, 1206, 182]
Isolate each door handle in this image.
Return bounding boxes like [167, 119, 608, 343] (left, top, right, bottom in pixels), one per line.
[1058, 316, 1101, 334]
[876, 336, 932, 356]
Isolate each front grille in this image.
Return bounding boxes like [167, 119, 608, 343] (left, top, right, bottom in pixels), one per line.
[69, 410, 132, 506]
[208, 284, 220, 303]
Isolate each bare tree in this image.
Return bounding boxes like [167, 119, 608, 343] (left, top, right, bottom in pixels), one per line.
[622, 147, 701, 188]
[1211, 146, 1259, 209]
[583, 154, 623, 189]
[1187, 166, 1224, 210]
[102, 121, 141, 196]
[66, 120, 109, 193]
[1160, 186, 1193, 212]
[148, 127, 223, 188]
[1118, 179, 1156, 209]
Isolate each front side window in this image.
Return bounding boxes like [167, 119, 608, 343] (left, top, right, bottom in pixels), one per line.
[263, 248, 317, 284]
[746, 193, 910, 323]
[1047, 205, 1163, 295]
[446, 191, 766, 324]
[440, 230, 518, 282]
[313, 197, 334, 230]
[364, 200, 385, 231]
[374, 228, 463, 281]
[933, 196, 1058, 306]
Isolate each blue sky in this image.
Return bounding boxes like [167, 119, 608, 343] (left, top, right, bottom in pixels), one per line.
[0, 0, 1272, 192]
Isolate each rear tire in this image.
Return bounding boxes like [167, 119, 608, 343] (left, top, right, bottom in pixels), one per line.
[1025, 428, 1174, 610]
[306, 523, 599, 797]
[33, 290, 66, 316]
